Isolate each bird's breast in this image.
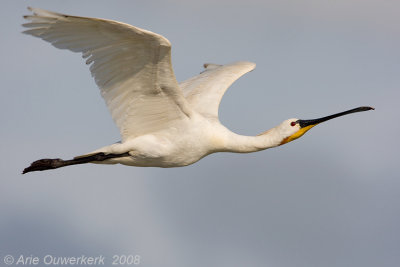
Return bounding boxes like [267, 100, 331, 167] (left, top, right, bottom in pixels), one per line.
[121, 130, 212, 167]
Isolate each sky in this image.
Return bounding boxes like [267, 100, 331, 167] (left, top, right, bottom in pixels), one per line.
[1, 1, 399, 267]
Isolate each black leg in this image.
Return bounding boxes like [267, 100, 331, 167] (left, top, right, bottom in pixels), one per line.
[22, 152, 130, 174]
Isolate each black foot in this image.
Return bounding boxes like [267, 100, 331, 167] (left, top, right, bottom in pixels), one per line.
[22, 152, 131, 174]
[22, 158, 65, 174]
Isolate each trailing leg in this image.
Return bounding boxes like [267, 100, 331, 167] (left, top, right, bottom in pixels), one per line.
[22, 152, 130, 174]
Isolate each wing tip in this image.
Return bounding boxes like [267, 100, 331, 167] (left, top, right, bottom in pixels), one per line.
[23, 7, 33, 19]
[24, 6, 64, 18]
[201, 61, 256, 74]
[203, 63, 221, 69]
[235, 61, 256, 70]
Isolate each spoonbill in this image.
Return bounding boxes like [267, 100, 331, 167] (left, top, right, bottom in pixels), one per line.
[22, 7, 374, 174]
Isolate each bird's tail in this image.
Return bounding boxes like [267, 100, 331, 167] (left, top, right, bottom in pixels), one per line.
[22, 152, 130, 174]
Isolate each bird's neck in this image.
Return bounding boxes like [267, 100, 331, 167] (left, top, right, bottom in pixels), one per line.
[221, 127, 283, 153]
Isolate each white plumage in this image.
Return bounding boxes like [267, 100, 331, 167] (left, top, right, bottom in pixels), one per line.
[22, 7, 373, 173]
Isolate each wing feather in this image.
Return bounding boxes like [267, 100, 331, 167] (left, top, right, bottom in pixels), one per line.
[180, 61, 255, 119]
[23, 7, 192, 141]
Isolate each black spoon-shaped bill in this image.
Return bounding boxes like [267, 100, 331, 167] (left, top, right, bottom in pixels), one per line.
[298, 106, 375, 128]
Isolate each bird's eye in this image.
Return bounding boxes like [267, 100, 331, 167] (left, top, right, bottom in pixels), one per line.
[290, 121, 296, 127]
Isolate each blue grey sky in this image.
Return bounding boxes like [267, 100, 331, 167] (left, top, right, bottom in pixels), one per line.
[1, 1, 399, 267]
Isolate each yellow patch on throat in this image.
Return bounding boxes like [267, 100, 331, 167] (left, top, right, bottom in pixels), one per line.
[280, 124, 317, 145]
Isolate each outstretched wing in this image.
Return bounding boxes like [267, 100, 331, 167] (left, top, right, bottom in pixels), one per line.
[23, 7, 192, 141]
[180, 61, 256, 119]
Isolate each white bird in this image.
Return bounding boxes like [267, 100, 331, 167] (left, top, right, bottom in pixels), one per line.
[22, 7, 374, 174]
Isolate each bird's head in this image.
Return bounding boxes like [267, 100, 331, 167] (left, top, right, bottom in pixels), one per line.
[278, 106, 374, 145]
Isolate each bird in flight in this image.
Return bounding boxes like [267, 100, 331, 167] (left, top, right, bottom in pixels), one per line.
[22, 7, 374, 174]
